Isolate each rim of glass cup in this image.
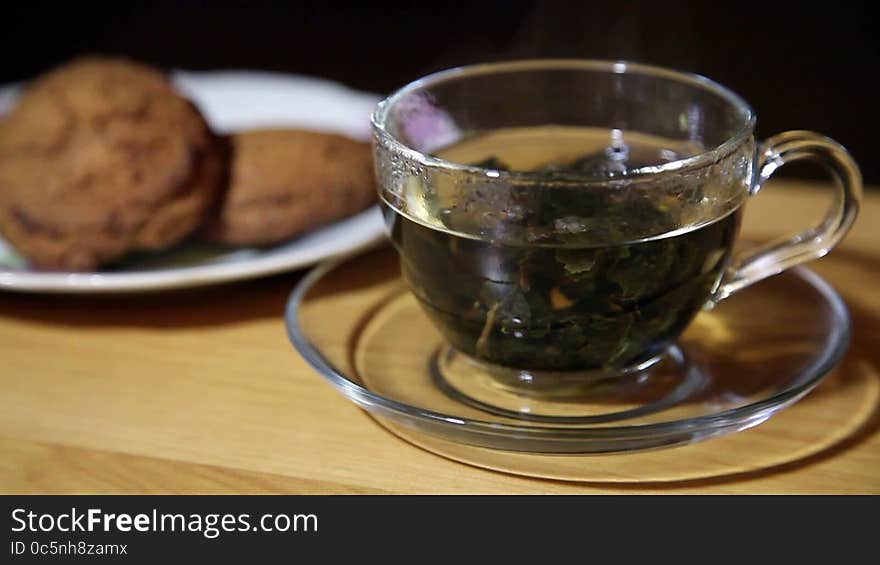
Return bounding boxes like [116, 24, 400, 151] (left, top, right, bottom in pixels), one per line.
[371, 59, 757, 182]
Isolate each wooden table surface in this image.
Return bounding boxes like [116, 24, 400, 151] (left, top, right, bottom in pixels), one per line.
[1, 178, 878, 494]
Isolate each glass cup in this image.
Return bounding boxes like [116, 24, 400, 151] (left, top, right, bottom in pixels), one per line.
[371, 60, 861, 385]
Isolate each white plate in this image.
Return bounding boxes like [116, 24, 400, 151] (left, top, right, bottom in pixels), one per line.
[0, 70, 386, 293]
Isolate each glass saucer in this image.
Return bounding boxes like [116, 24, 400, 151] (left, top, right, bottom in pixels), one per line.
[285, 247, 852, 465]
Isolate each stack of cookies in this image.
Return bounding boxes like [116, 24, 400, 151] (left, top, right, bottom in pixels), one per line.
[0, 57, 377, 271]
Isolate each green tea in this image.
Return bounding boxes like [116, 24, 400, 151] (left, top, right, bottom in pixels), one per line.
[384, 127, 741, 371]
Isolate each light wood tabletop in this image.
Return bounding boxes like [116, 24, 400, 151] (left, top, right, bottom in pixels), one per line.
[1, 178, 878, 494]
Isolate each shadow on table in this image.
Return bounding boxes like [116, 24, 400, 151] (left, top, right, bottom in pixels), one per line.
[0, 271, 302, 329]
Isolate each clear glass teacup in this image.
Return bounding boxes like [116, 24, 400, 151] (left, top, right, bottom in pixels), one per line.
[371, 60, 860, 379]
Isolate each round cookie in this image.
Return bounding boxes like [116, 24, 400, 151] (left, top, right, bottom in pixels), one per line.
[203, 129, 376, 246]
[0, 56, 222, 270]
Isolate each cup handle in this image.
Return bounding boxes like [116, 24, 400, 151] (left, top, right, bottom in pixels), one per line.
[714, 130, 862, 301]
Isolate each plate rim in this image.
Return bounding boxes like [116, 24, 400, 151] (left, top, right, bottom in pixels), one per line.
[0, 208, 385, 293]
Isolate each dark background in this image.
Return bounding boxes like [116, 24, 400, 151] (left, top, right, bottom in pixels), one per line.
[3, 1, 877, 183]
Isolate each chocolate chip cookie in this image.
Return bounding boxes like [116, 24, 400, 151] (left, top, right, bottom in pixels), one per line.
[0, 56, 222, 270]
[202, 129, 376, 246]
